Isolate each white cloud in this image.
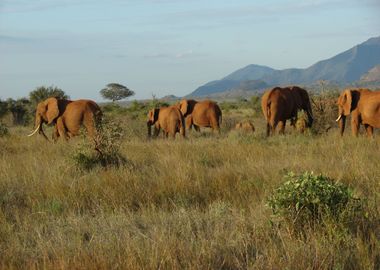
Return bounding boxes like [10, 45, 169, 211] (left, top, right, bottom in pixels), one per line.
[144, 49, 198, 59]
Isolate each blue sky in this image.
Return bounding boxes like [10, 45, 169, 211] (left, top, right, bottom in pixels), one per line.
[0, 0, 379, 101]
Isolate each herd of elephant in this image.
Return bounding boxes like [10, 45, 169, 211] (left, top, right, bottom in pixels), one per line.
[27, 86, 380, 141]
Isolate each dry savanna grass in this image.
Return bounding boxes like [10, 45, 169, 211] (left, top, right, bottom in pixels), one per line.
[0, 106, 380, 269]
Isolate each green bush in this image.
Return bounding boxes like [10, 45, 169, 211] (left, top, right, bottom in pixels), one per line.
[72, 117, 127, 170]
[310, 91, 339, 134]
[0, 122, 9, 137]
[102, 103, 128, 114]
[267, 172, 361, 227]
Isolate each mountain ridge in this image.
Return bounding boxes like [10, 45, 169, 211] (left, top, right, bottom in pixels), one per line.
[189, 36, 380, 97]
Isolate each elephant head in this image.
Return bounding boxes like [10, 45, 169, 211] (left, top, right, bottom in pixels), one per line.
[28, 97, 60, 140]
[147, 108, 159, 137]
[178, 99, 196, 117]
[336, 89, 359, 136]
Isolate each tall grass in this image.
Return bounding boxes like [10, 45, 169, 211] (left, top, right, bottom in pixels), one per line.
[0, 109, 379, 269]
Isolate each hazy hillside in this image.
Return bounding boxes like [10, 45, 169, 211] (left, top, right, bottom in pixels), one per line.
[361, 65, 380, 82]
[189, 36, 380, 97]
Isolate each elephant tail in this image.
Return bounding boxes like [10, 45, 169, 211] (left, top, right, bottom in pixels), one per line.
[266, 100, 271, 121]
[216, 105, 222, 125]
[179, 119, 186, 138]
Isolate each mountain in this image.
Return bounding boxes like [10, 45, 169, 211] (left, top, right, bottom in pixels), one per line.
[189, 36, 380, 97]
[189, 65, 274, 97]
[360, 65, 380, 82]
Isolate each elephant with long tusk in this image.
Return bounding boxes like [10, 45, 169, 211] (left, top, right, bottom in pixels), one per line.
[28, 97, 102, 142]
[336, 88, 380, 137]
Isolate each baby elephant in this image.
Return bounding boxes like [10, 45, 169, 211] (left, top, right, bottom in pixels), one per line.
[234, 121, 255, 133]
[147, 106, 186, 139]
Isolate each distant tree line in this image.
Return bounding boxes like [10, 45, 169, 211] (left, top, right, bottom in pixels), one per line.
[0, 83, 134, 126]
[0, 86, 69, 126]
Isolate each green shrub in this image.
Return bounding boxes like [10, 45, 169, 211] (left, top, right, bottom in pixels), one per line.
[220, 101, 238, 112]
[267, 172, 361, 227]
[310, 91, 339, 134]
[0, 122, 9, 137]
[72, 117, 127, 170]
[102, 103, 128, 114]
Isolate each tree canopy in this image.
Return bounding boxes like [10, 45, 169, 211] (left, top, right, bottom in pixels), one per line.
[100, 83, 135, 102]
[0, 99, 8, 118]
[6, 98, 31, 125]
[29, 86, 69, 106]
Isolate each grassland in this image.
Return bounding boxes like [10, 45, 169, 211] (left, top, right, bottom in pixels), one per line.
[0, 105, 379, 269]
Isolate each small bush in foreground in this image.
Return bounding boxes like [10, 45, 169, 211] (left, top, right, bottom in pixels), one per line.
[267, 172, 361, 228]
[72, 117, 127, 170]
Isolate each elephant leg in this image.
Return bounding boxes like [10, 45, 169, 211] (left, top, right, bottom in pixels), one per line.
[290, 117, 297, 129]
[84, 119, 96, 139]
[56, 118, 68, 141]
[185, 116, 193, 130]
[277, 121, 286, 135]
[266, 123, 271, 137]
[351, 116, 360, 137]
[52, 125, 59, 142]
[153, 126, 160, 138]
[210, 116, 220, 134]
[83, 112, 99, 147]
[179, 124, 186, 138]
[364, 124, 374, 138]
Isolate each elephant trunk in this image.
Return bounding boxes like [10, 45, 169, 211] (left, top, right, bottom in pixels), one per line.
[306, 110, 313, 128]
[28, 115, 49, 140]
[338, 115, 346, 136]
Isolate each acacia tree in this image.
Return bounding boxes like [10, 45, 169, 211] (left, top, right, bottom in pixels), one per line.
[29, 86, 69, 107]
[100, 83, 135, 102]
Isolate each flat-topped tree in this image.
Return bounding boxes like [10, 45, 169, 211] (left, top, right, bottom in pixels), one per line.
[100, 83, 135, 103]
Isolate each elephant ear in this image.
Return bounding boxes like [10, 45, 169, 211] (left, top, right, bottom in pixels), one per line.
[179, 100, 188, 116]
[148, 108, 159, 123]
[45, 97, 59, 124]
[154, 108, 160, 122]
[148, 109, 154, 122]
[342, 90, 352, 116]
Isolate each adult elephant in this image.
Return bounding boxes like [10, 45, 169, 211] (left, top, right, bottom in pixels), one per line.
[147, 106, 185, 139]
[177, 99, 222, 133]
[261, 86, 313, 136]
[28, 97, 102, 141]
[336, 88, 380, 137]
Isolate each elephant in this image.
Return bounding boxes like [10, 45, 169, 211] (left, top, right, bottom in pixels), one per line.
[234, 121, 255, 133]
[177, 99, 222, 133]
[147, 106, 185, 139]
[261, 86, 313, 136]
[28, 97, 102, 142]
[336, 88, 380, 137]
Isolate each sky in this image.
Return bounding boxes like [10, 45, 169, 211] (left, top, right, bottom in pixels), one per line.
[0, 0, 379, 101]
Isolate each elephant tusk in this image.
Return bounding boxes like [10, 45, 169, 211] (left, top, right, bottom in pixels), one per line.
[27, 125, 40, 137]
[335, 115, 342, 122]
